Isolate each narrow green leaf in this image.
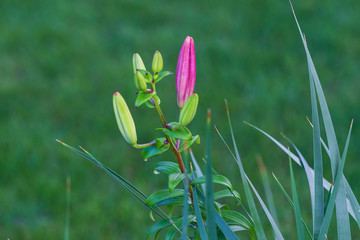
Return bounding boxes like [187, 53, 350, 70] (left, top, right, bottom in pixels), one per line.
[290, 2, 351, 238]
[192, 175, 233, 191]
[137, 69, 152, 82]
[246, 175, 284, 240]
[165, 216, 195, 240]
[168, 173, 186, 192]
[181, 152, 189, 240]
[225, 103, 267, 239]
[308, 50, 324, 238]
[146, 189, 184, 206]
[57, 140, 165, 220]
[221, 210, 255, 237]
[163, 122, 192, 141]
[289, 149, 306, 240]
[155, 71, 173, 83]
[196, 187, 239, 240]
[273, 173, 313, 239]
[156, 197, 184, 207]
[205, 110, 217, 240]
[214, 189, 241, 202]
[191, 168, 208, 240]
[155, 161, 181, 175]
[142, 144, 170, 160]
[179, 135, 200, 152]
[246, 122, 360, 223]
[135, 91, 155, 107]
[318, 121, 353, 239]
[147, 219, 171, 240]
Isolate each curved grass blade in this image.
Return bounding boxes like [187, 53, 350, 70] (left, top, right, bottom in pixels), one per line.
[225, 102, 267, 239]
[289, 2, 351, 238]
[245, 122, 359, 222]
[205, 109, 217, 240]
[288, 149, 306, 240]
[221, 210, 255, 237]
[192, 175, 233, 190]
[56, 140, 184, 236]
[318, 120, 353, 239]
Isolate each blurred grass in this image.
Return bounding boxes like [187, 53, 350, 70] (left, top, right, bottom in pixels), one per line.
[1, 0, 360, 238]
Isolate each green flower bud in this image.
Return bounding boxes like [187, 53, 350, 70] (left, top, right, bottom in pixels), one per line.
[179, 94, 198, 126]
[113, 92, 137, 145]
[152, 50, 163, 73]
[133, 53, 147, 91]
[135, 70, 148, 91]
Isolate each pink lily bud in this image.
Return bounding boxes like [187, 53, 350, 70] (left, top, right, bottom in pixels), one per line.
[176, 36, 196, 108]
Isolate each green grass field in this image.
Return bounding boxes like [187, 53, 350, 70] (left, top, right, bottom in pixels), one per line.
[1, 0, 360, 238]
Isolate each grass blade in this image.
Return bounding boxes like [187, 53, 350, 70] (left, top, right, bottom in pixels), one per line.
[256, 155, 279, 226]
[245, 122, 360, 223]
[318, 120, 353, 239]
[307, 44, 324, 238]
[246, 175, 284, 240]
[273, 173, 313, 239]
[190, 167, 208, 240]
[181, 152, 189, 240]
[225, 101, 266, 239]
[196, 186, 240, 239]
[288, 149, 306, 240]
[64, 176, 71, 240]
[289, 2, 351, 238]
[205, 109, 217, 240]
[57, 140, 185, 237]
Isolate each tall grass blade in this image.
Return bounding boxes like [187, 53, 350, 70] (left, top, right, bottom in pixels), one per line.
[273, 173, 313, 239]
[189, 149, 206, 192]
[308, 120, 360, 229]
[190, 167, 208, 240]
[246, 175, 284, 240]
[196, 187, 240, 239]
[288, 149, 306, 240]
[64, 176, 71, 240]
[307, 44, 324, 238]
[245, 123, 359, 222]
[225, 101, 266, 239]
[318, 120, 353, 239]
[256, 155, 279, 225]
[205, 109, 217, 239]
[181, 151, 189, 240]
[289, 2, 351, 238]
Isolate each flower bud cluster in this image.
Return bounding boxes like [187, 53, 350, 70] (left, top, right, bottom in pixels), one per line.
[113, 36, 199, 159]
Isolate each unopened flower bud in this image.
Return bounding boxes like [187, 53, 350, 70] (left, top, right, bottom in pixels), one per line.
[135, 70, 148, 91]
[176, 36, 196, 108]
[133, 53, 147, 91]
[152, 50, 163, 73]
[179, 94, 198, 126]
[113, 92, 137, 145]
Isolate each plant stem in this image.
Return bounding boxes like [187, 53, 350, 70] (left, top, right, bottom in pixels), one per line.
[151, 83, 193, 202]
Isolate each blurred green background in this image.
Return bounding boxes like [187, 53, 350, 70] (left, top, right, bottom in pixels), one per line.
[1, 0, 360, 239]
